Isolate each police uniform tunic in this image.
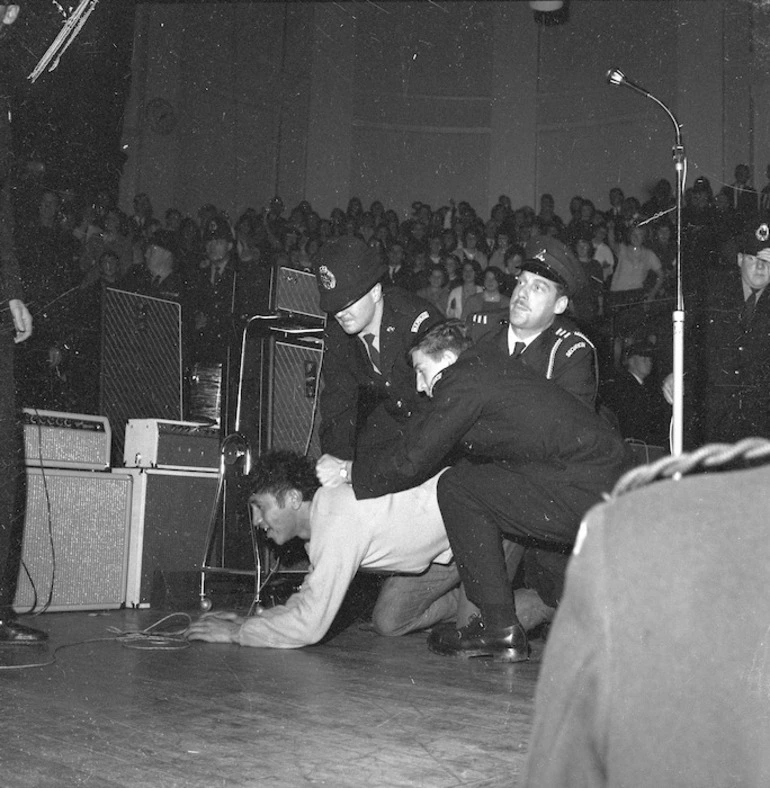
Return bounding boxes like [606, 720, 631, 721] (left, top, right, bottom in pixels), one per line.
[319, 287, 442, 460]
[701, 269, 770, 441]
[476, 315, 598, 409]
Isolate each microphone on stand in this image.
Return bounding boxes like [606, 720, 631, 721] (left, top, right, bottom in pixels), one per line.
[604, 66, 686, 456]
[605, 68, 651, 98]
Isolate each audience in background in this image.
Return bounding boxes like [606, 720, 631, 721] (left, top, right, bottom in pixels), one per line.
[11, 167, 754, 450]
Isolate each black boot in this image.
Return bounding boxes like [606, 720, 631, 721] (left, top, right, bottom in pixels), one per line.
[427, 615, 529, 662]
[0, 618, 48, 645]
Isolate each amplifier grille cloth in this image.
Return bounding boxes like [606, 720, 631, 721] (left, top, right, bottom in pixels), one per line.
[100, 289, 183, 457]
[14, 471, 131, 611]
[274, 267, 324, 320]
[270, 340, 323, 458]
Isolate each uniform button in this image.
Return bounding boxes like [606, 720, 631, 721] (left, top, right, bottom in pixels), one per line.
[385, 381, 391, 388]
[396, 400, 403, 408]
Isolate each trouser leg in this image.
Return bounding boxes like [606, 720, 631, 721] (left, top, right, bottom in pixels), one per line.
[0, 334, 24, 617]
[438, 470, 516, 629]
[455, 539, 525, 628]
[371, 563, 460, 636]
[437, 463, 577, 630]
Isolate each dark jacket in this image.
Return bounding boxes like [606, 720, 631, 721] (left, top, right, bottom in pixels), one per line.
[352, 347, 628, 511]
[319, 286, 443, 460]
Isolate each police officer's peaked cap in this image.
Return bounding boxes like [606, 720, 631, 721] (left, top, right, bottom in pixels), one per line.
[314, 237, 387, 314]
[202, 215, 233, 243]
[520, 236, 586, 297]
[738, 222, 770, 256]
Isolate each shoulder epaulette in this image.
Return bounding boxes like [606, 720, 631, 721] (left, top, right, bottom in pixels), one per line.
[546, 327, 596, 379]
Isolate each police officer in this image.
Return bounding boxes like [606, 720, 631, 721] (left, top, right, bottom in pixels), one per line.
[666, 220, 770, 443]
[314, 237, 443, 467]
[459, 236, 601, 631]
[476, 235, 598, 408]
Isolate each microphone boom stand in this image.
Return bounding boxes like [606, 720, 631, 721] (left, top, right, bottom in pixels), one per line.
[607, 69, 685, 456]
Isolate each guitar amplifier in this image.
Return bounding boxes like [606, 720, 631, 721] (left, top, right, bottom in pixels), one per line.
[14, 468, 132, 613]
[274, 266, 325, 322]
[22, 408, 111, 470]
[265, 336, 324, 458]
[124, 419, 221, 472]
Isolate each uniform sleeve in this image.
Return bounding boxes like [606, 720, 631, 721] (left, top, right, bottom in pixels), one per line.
[319, 321, 362, 460]
[521, 510, 611, 788]
[352, 366, 482, 499]
[234, 487, 370, 648]
[551, 338, 598, 410]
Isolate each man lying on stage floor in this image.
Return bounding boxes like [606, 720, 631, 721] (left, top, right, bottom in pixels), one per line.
[186, 451, 558, 648]
[185, 450, 458, 648]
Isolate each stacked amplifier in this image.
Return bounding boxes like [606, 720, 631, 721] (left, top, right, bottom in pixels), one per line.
[100, 288, 184, 462]
[261, 266, 326, 458]
[119, 419, 220, 607]
[14, 409, 131, 613]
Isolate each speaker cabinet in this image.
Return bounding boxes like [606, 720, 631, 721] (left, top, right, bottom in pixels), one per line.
[273, 266, 324, 320]
[100, 288, 183, 462]
[119, 469, 220, 607]
[13, 469, 132, 613]
[266, 336, 324, 458]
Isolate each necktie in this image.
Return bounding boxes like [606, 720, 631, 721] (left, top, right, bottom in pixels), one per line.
[152, 275, 161, 288]
[741, 288, 760, 328]
[363, 333, 381, 374]
[511, 341, 526, 358]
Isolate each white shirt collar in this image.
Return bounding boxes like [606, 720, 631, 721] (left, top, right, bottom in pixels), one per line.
[507, 324, 543, 354]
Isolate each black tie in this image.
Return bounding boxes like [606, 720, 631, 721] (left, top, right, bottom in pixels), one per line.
[511, 341, 526, 358]
[741, 288, 760, 328]
[363, 333, 381, 373]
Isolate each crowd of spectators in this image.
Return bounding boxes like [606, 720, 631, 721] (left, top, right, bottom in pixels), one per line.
[12, 162, 768, 448]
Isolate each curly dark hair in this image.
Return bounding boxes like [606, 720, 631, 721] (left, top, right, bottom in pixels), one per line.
[249, 450, 320, 503]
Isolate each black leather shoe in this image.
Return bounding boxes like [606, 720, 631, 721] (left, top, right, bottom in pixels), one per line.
[427, 616, 529, 663]
[0, 620, 49, 645]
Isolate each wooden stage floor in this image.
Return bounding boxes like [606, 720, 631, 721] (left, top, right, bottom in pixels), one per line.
[1, 605, 545, 788]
